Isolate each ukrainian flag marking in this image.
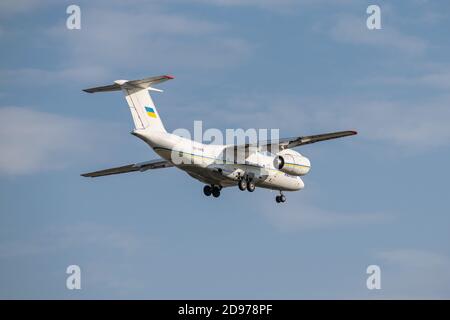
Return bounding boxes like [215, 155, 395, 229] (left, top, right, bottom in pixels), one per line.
[145, 106, 157, 118]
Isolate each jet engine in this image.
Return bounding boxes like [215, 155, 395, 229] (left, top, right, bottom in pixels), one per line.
[273, 149, 311, 176]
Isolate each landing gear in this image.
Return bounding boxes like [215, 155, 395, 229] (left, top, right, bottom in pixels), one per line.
[238, 179, 247, 191]
[247, 180, 256, 192]
[203, 185, 212, 196]
[238, 176, 255, 192]
[275, 192, 286, 203]
[204, 185, 221, 198]
[212, 186, 221, 198]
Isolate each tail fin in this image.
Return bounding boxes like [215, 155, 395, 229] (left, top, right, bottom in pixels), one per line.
[83, 75, 174, 132]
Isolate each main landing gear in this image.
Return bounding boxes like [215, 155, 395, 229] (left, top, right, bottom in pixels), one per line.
[238, 177, 256, 192]
[203, 185, 221, 198]
[275, 191, 286, 204]
[238, 179, 247, 191]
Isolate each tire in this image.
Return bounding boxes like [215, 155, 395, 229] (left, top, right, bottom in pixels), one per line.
[275, 196, 281, 203]
[247, 181, 256, 192]
[280, 195, 286, 203]
[203, 185, 212, 196]
[238, 179, 247, 191]
[212, 188, 220, 198]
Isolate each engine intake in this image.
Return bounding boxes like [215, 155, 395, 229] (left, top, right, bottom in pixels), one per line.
[273, 155, 285, 170]
[273, 150, 311, 176]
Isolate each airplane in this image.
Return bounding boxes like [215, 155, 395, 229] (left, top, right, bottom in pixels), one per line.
[81, 75, 357, 203]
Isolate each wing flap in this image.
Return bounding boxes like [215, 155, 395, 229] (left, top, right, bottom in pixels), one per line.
[81, 159, 173, 178]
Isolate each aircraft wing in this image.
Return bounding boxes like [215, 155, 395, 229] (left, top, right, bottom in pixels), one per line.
[275, 130, 357, 149]
[81, 158, 173, 178]
[228, 130, 357, 153]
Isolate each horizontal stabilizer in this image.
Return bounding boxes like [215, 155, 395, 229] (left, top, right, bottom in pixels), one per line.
[83, 75, 174, 93]
[81, 158, 173, 178]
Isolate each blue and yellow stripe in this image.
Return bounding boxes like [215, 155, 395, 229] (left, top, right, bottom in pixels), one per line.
[145, 106, 157, 118]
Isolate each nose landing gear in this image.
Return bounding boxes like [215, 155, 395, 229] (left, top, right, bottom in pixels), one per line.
[275, 191, 286, 203]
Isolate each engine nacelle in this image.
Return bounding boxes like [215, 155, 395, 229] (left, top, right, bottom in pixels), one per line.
[273, 149, 311, 176]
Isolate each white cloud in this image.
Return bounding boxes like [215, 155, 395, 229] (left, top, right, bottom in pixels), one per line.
[0, 222, 153, 259]
[188, 93, 450, 150]
[330, 15, 427, 55]
[0, 106, 125, 175]
[0, 0, 47, 16]
[335, 100, 450, 149]
[0, 2, 252, 85]
[420, 71, 450, 88]
[185, 0, 356, 9]
[46, 4, 252, 72]
[188, 0, 297, 8]
[375, 249, 450, 298]
[0, 0, 355, 15]
[0, 66, 113, 86]
[366, 69, 450, 90]
[260, 196, 388, 231]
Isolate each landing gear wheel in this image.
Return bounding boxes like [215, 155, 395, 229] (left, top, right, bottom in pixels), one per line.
[247, 181, 256, 192]
[212, 186, 221, 198]
[203, 185, 212, 196]
[238, 179, 247, 191]
[276, 192, 286, 203]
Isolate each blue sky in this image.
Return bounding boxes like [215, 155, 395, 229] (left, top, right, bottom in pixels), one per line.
[1, 0, 450, 299]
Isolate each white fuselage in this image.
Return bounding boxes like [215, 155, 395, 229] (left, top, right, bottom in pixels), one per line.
[133, 129, 310, 192]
